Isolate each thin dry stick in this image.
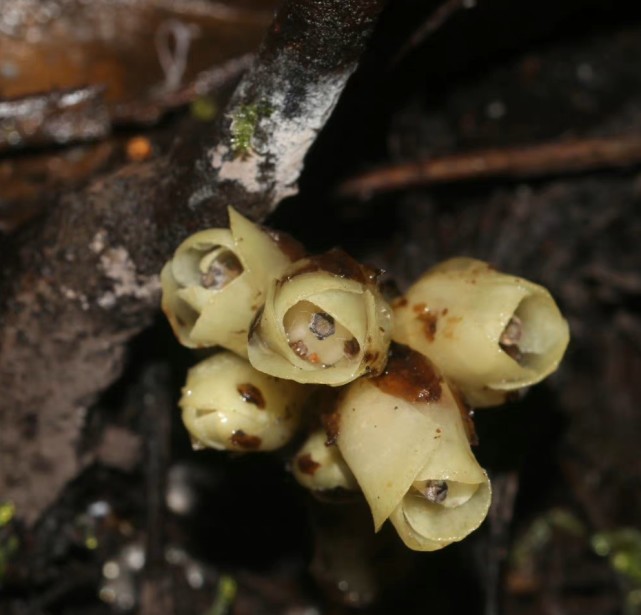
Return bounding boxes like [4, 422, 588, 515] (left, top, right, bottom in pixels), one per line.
[339, 135, 641, 198]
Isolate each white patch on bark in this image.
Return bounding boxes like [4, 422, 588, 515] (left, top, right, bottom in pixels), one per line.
[211, 144, 263, 193]
[264, 70, 351, 208]
[98, 246, 160, 307]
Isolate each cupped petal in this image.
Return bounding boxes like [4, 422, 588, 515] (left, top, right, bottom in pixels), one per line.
[393, 257, 570, 407]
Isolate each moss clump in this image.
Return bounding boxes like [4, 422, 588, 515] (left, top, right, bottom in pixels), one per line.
[230, 102, 273, 159]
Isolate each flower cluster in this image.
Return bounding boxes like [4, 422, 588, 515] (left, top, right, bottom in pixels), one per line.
[161, 209, 570, 552]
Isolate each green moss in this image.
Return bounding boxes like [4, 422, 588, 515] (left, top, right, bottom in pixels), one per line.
[229, 102, 273, 159]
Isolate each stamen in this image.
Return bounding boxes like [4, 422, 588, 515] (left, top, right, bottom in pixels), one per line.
[309, 312, 335, 340]
[200, 249, 243, 289]
[499, 315, 524, 362]
[424, 480, 448, 503]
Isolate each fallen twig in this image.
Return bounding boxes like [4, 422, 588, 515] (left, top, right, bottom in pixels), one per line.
[339, 135, 641, 198]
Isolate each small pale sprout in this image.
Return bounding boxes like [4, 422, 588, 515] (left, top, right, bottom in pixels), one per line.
[161, 207, 302, 356]
[292, 430, 359, 492]
[335, 346, 492, 552]
[248, 249, 393, 386]
[392, 257, 570, 407]
[180, 352, 309, 452]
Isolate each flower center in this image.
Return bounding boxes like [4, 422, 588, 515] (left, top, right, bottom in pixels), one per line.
[284, 300, 360, 367]
[199, 248, 243, 289]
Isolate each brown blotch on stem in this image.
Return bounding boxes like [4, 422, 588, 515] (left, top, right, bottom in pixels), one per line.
[237, 383, 266, 408]
[373, 344, 442, 404]
[297, 453, 321, 475]
[230, 430, 262, 450]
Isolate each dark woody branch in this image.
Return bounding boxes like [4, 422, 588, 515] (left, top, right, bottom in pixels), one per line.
[0, 0, 386, 525]
[157, 0, 387, 247]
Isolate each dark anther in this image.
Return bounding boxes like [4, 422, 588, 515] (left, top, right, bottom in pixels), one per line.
[201, 250, 243, 289]
[424, 480, 448, 504]
[309, 312, 335, 340]
[499, 315, 524, 363]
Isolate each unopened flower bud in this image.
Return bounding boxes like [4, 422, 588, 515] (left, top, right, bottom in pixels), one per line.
[393, 258, 570, 407]
[292, 430, 358, 492]
[180, 352, 308, 452]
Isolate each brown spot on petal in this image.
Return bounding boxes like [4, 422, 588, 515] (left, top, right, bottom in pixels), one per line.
[344, 338, 360, 358]
[443, 316, 462, 339]
[237, 383, 265, 408]
[363, 351, 379, 364]
[373, 344, 442, 404]
[413, 303, 438, 341]
[296, 453, 321, 475]
[230, 430, 262, 450]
